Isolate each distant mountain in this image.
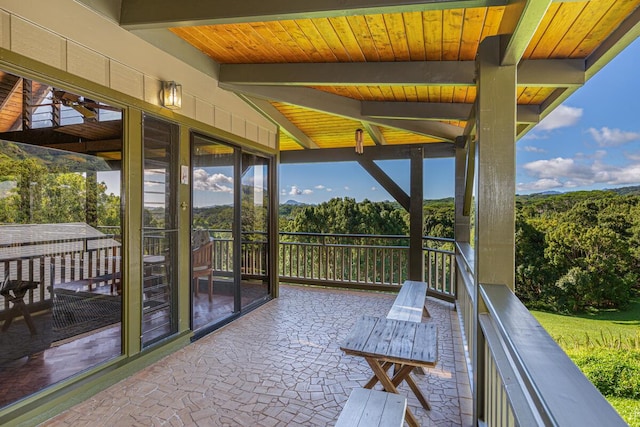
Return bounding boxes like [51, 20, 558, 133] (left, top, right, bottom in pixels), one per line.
[283, 199, 305, 206]
[609, 185, 640, 196]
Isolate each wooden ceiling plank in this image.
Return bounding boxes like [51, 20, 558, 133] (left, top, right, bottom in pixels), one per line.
[346, 15, 381, 61]
[249, 22, 302, 63]
[312, 18, 354, 62]
[219, 83, 462, 141]
[521, 2, 557, 59]
[269, 21, 316, 62]
[296, 19, 340, 62]
[278, 20, 325, 62]
[405, 85, 419, 102]
[443, 9, 464, 60]
[242, 95, 319, 149]
[459, 7, 487, 60]
[549, 0, 614, 58]
[424, 10, 444, 60]
[404, 12, 427, 60]
[481, 5, 505, 39]
[366, 14, 396, 60]
[165, 27, 237, 68]
[329, 17, 367, 61]
[391, 86, 407, 101]
[121, 0, 506, 29]
[584, 0, 640, 77]
[384, 13, 412, 61]
[528, 2, 587, 59]
[499, 0, 552, 65]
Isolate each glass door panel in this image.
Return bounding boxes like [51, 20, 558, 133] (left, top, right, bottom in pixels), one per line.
[240, 153, 270, 309]
[191, 135, 237, 329]
[142, 116, 178, 346]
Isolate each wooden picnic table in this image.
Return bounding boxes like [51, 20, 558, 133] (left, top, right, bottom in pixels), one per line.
[341, 315, 438, 427]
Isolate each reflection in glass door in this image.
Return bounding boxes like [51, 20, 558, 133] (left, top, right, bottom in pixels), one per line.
[241, 153, 270, 309]
[141, 116, 179, 346]
[191, 135, 238, 329]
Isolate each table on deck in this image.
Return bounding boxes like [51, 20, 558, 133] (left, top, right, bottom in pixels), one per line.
[340, 315, 438, 427]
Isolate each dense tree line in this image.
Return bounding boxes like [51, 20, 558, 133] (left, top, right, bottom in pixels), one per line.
[282, 189, 640, 314]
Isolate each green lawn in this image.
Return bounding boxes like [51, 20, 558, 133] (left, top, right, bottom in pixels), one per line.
[531, 297, 640, 426]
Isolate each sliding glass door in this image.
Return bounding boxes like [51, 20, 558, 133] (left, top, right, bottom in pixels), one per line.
[191, 134, 271, 332]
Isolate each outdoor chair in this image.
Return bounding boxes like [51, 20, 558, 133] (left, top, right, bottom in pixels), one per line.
[192, 240, 214, 302]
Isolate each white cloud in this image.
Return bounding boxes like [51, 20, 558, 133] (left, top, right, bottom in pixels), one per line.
[280, 189, 287, 195]
[521, 145, 546, 153]
[371, 186, 377, 191]
[327, 188, 333, 192]
[517, 178, 562, 192]
[314, 184, 326, 190]
[587, 127, 640, 147]
[625, 152, 640, 161]
[522, 157, 592, 180]
[519, 155, 640, 192]
[288, 185, 313, 196]
[288, 186, 302, 195]
[344, 186, 350, 191]
[522, 133, 549, 141]
[535, 105, 583, 131]
[192, 169, 233, 193]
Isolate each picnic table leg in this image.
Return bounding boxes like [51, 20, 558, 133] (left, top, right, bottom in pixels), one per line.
[365, 358, 420, 427]
[364, 361, 393, 388]
[389, 364, 432, 411]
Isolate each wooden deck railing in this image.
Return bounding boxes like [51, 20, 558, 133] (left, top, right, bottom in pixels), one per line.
[455, 242, 627, 427]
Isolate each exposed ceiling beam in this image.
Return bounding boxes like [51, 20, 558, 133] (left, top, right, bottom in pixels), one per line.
[130, 29, 220, 79]
[499, 0, 552, 66]
[220, 61, 474, 86]
[120, 0, 507, 30]
[280, 143, 454, 163]
[517, 59, 585, 87]
[358, 158, 410, 210]
[219, 59, 585, 87]
[362, 101, 539, 123]
[219, 83, 462, 141]
[363, 101, 471, 120]
[361, 123, 387, 145]
[240, 95, 319, 149]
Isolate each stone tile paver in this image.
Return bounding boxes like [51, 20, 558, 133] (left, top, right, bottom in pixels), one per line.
[41, 284, 470, 426]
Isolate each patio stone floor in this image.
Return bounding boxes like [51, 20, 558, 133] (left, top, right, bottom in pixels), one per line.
[41, 284, 472, 426]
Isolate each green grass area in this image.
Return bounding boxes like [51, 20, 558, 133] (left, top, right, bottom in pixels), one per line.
[531, 297, 640, 426]
[531, 297, 640, 348]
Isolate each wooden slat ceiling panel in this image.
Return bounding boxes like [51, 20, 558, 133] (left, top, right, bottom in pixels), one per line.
[273, 102, 440, 148]
[524, 0, 638, 59]
[170, 7, 502, 64]
[380, 127, 442, 144]
[278, 133, 303, 151]
[168, 0, 639, 150]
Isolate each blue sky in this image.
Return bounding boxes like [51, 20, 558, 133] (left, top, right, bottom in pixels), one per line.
[280, 37, 640, 204]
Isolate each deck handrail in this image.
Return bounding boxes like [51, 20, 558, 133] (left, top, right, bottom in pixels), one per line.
[476, 283, 626, 427]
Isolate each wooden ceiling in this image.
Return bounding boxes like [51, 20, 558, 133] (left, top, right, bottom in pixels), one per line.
[109, 1, 640, 151]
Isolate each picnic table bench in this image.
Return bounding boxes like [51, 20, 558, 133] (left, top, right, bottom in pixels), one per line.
[386, 280, 430, 322]
[335, 388, 407, 427]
